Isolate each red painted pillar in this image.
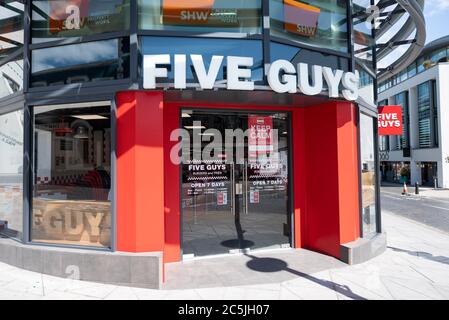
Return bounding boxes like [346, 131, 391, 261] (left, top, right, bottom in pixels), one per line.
[163, 103, 181, 263]
[116, 91, 165, 252]
[336, 102, 361, 245]
[302, 101, 360, 258]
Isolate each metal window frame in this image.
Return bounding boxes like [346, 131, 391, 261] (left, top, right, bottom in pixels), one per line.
[358, 106, 382, 238]
[24, 97, 117, 252]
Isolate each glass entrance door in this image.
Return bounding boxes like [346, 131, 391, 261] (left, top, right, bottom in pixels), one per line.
[181, 109, 291, 257]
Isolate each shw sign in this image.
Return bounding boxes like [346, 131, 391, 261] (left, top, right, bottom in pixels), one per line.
[378, 105, 403, 136]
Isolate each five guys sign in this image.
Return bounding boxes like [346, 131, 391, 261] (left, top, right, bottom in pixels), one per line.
[378, 105, 403, 136]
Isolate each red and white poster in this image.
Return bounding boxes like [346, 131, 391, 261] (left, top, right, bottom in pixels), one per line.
[217, 191, 227, 206]
[378, 105, 403, 136]
[248, 115, 273, 159]
[250, 190, 260, 204]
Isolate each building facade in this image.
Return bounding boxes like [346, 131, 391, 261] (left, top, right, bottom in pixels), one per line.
[378, 36, 449, 188]
[0, 0, 424, 288]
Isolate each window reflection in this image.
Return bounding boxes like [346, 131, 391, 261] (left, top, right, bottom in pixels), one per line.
[360, 113, 377, 238]
[0, 1, 24, 57]
[139, 0, 262, 34]
[31, 0, 130, 43]
[0, 110, 24, 240]
[270, 0, 348, 53]
[31, 38, 130, 87]
[356, 64, 375, 106]
[270, 41, 349, 70]
[141, 37, 264, 84]
[0, 55, 23, 98]
[32, 103, 112, 248]
[0, 1, 24, 98]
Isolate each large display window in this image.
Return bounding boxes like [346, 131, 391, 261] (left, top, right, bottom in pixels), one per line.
[0, 109, 24, 240]
[360, 113, 378, 238]
[30, 38, 130, 87]
[138, 0, 262, 34]
[31, 102, 112, 248]
[269, 0, 348, 53]
[31, 0, 130, 43]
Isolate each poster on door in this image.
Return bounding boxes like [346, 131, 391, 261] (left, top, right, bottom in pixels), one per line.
[182, 161, 230, 196]
[250, 190, 259, 204]
[248, 115, 273, 159]
[217, 191, 228, 205]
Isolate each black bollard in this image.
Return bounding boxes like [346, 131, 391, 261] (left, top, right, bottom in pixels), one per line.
[415, 182, 419, 195]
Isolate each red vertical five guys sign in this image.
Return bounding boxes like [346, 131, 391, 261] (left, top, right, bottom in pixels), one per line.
[378, 105, 403, 136]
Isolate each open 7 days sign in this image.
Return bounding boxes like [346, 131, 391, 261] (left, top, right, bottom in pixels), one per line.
[143, 54, 360, 101]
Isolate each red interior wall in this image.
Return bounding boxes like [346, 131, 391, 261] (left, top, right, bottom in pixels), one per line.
[303, 102, 340, 256]
[163, 103, 181, 263]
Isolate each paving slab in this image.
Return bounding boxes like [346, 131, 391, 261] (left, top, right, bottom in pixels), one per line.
[0, 211, 448, 299]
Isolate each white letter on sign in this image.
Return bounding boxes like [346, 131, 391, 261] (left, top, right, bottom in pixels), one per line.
[267, 60, 297, 93]
[342, 70, 359, 101]
[191, 54, 223, 89]
[143, 54, 170, 89]
[174, 54, 187, 89]
[298, 63, 323, 96]
[323, 67, 344, 98]
[227, 56, 254, 91]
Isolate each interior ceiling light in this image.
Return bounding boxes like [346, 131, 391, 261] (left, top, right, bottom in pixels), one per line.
[71, 115, 108, 120]
[184, 125, 206, 130]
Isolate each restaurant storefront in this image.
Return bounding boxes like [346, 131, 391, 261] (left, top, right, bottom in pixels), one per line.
[0, 0, 386, 287]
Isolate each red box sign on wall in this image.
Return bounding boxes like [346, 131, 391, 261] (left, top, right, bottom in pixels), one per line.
[378, 105, 403, 136]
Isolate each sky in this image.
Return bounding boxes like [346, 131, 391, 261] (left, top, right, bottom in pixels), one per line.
[424, 0, 449, 43]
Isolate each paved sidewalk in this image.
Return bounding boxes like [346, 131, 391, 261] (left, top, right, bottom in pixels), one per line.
[0, 211, 449, 300]
[382, 184, 449, 202]
[418, 188, 449, 202]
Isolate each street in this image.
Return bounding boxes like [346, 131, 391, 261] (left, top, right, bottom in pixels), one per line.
[381, 185, 449, 233]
